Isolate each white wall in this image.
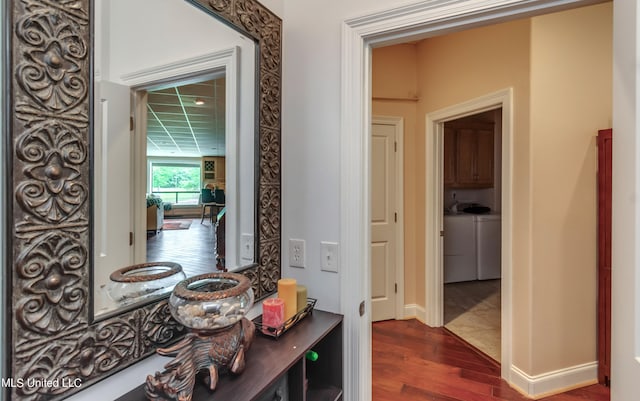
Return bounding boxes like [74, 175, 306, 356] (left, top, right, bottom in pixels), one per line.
[280, 0, 419, 313]
[104, 0, 253, 84]
[259, 0, 283, 18]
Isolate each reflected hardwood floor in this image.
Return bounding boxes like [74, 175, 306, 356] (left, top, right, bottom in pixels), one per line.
[146, 217, 219, 276]
[372, 319, 609, 401]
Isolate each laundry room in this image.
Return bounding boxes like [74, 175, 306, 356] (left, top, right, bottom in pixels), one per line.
[443, 108, 502, 363]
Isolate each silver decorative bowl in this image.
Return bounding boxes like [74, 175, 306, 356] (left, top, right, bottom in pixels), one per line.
[169, 272, 254, 332]
[107, 261, 186, 304]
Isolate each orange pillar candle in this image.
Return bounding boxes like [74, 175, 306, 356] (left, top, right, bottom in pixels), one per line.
[278, 278, 297, 320]
[296, 285, 308, 312]
[262, 298, 285, 333]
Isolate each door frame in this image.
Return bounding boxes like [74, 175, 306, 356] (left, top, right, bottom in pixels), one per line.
[339, 1, 594, 399]
[372, 116, 405, 321]
[122, 48, 240, 264]
[424, 90, 512, 368]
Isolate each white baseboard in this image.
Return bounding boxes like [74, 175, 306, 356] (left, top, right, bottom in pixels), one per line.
[509, 362, 598, 399]
[403, 304, 427, 324]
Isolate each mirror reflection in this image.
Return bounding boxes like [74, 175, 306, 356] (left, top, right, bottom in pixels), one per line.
[93, 0, 257, 316]
[143, 76, 227, 272]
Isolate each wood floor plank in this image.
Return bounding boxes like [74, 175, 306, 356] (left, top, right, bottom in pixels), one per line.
[147, 217, 219, 276]
[402, 384, 471, 401]
[540, 385, 611, 401]
[491, 382, 531, 400]
[402, 382, 496, 401]
[372, 319, 609, 401]
[388, 356, 494, 397]
[374, 323, 500, 376]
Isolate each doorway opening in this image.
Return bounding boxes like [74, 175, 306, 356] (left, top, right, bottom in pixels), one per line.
[425, 89, 512, 374]
[131, 72, 228, 276]
[342, 1, 603, 399]
[442, 109, 503, 362]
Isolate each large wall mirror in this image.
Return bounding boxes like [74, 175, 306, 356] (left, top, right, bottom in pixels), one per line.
[4, 0, 281, 399]
[92, 0, 259, 317]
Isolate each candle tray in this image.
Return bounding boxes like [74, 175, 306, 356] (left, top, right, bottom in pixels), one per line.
[254, 298, 317, 339]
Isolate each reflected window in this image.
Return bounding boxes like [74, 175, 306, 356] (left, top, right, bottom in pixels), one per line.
[150, 162, 201, 205]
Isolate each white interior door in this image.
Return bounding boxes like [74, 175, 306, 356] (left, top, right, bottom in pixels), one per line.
[94, 81, 133, 302]
[371, 122, 397, 322]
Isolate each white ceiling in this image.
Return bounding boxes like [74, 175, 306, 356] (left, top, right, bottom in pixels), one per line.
[146, 78, 226, 158]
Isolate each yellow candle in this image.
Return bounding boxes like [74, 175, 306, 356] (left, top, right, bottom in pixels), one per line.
[296, 285, 308, 312]
[277, 278, 297, 320]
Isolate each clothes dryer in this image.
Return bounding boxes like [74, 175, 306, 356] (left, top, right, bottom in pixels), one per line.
[475, 214, 501, 280]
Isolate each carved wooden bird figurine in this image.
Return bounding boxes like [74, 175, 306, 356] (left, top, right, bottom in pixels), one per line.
[145, 318, 254, 401]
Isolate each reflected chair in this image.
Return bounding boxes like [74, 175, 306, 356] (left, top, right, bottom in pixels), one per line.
[214, 189, 225, 204]
[200, 188, 216, 224]
[200, 188, 225, 224]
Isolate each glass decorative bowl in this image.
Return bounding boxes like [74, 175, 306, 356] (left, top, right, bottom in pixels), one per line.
[107, 262, 186, 304]
[169, 272, 254, 332]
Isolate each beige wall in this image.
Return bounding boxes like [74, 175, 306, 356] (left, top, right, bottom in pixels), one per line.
[372, 1, 612, 376]
[416, 22, 533, 367]
[529, 3, 612, 375]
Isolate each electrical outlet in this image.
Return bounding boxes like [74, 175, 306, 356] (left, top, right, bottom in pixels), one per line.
[241, 234, 254, 261]
[321, 242, 339, 273]
[289, 239, 306, 268]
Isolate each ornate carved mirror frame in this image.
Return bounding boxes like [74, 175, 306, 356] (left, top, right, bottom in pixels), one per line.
[4, 0, 281, 399]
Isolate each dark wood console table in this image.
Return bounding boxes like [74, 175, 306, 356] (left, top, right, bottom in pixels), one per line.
[117, 310, 343, 401]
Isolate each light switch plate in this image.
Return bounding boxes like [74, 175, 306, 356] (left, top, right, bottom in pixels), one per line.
[241, 234, 254, 261]
[320, 241, 339, 273]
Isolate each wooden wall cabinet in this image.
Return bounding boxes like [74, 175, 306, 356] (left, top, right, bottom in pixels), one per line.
[443, 127, 456, 186]
[444, 122, 494, 188]
[118, 310, 343, 401]
[202, 156, 226, 187]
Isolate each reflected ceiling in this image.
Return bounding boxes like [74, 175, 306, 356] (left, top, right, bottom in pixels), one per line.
[146, 78, 225, 157]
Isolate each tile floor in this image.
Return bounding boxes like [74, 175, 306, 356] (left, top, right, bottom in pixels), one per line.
[444, 279, 501, 362]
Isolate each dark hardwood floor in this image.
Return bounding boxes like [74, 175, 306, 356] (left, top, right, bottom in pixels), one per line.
[146, 217, 219, 276]
[372, 319, 610, 401]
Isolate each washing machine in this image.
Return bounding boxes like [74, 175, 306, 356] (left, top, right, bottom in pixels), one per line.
[443, 214, 477, 283]
[475, 214, 501, 280]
